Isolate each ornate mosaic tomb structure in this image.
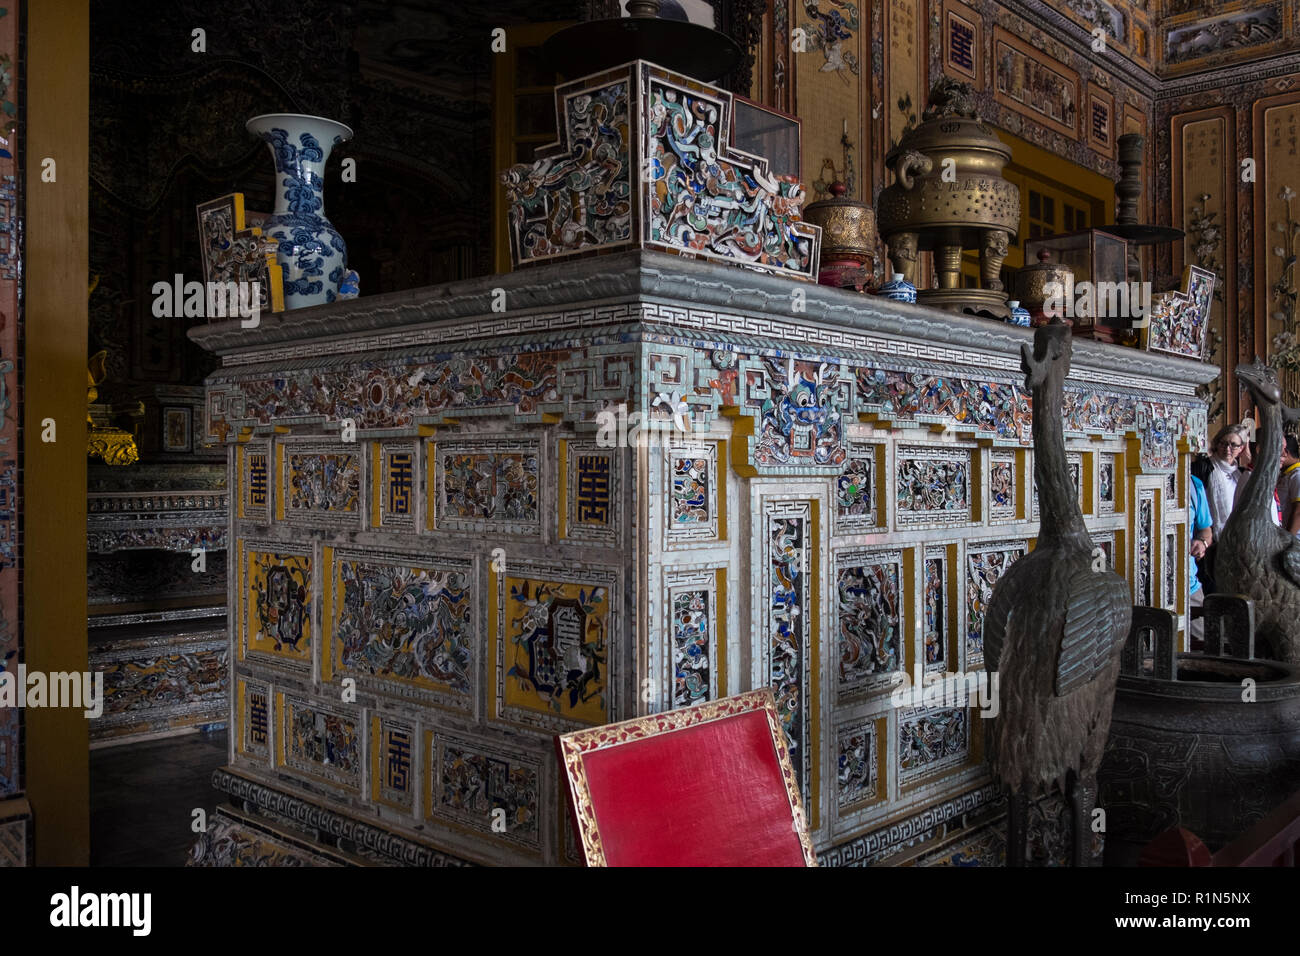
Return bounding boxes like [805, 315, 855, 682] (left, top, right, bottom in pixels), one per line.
[192, 249, 1214, 866]
[88, 386, 230, 745]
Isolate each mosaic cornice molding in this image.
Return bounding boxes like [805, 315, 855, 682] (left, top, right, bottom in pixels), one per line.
[191, 250, 1218, 393]
[1000, 0, 1160, 96]
[1154, 48, 1300, 100]
[86, 524, 227, 554]
[211, 768, 475, 867]
[88, 492, 227, 513]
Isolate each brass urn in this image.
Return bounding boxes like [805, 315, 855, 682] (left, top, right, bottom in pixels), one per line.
[877, 78, 1020, 313]
[802, 181, 880, 289]
[1016, 249, 1075, 326]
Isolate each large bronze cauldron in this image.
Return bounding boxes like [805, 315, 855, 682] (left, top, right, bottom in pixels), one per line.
[1097, 653, 1300, 865]
[877, 78, 1019, 303]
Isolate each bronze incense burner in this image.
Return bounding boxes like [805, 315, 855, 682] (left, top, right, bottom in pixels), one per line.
[877, 78, 1020, 314]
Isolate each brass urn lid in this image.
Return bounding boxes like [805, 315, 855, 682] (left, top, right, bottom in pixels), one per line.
[885, 79, 1011, 173]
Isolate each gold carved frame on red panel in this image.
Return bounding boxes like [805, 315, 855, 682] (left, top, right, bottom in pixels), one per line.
[556, 688, 817, 867]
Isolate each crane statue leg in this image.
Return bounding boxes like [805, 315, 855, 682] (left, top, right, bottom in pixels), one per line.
[1068, 770, 1099, 867]
[1006, 791, 1029, 867]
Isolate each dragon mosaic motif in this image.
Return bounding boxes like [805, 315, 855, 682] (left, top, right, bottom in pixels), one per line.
[502, 82, 632, 261]
[212, 352, 561, 435]
[837, 724, 877, 809]
[672, 589, 710, 707]
[438, 743, 539, 842]
[858, 367, 1202, 469]
[502, 64, 819, 278]
[648, 80, 816, 275]
[837, 556, 902, 690]
[749, 357, 850, 467]
[899, 707, 969, 780]
[335, 560, 473, 696]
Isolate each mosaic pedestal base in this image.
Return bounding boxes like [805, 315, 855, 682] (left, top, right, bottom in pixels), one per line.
[192, 249, 1215, 866]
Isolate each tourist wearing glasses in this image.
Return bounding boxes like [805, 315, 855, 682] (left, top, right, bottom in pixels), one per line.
[1205, 424, 1249, 538]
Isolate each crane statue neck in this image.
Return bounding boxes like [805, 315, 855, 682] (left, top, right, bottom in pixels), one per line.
[1023, 326, 1088, 547]
[1237, 396, 1282, 524]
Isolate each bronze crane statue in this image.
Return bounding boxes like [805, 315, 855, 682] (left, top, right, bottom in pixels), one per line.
[1215, 358, 1300, 662]
[984, 320, 1132, 865]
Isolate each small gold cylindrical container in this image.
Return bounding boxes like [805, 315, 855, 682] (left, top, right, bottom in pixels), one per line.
[802, 182, 879, 289]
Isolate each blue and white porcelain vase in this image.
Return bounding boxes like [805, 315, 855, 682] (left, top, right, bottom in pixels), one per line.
[1008, 299, 1032, 327]
[246, 113, 355, 309]
[878, 272, 917, 304]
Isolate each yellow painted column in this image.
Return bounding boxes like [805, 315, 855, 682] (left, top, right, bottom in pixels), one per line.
[25, 0, 90, 865]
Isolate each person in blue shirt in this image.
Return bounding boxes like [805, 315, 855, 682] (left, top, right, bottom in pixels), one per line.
[1189, 474, 1213, 640]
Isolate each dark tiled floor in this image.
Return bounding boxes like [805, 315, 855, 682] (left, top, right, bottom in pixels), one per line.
[90, 728, 228, 867]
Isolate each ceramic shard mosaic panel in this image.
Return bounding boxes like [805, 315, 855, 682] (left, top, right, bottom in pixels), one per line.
[431, 735, 541, 850]
[647, 75, 818, 278]
[856, 366, 1205, 469]
[503, 78, 632, 263]
[332, 552, 473, 712]
[0, 461, 14, 568]
[858, 369, 1031, 442]
[284, 445, 362, 528]
[93, 633, 228, 738]
[896, 446, 971, 526]
[665, 568, 718, 708]
[1138, 491, 1154, 607]
[378, 442, 417, 531]
[244, 548, 312, 671]
[836, 549, 903, 697]
[1099, 457, 1116, 514]
[1134, 402, 1183, 473]
[836, 720, 879, 811]
[834, 443, 879, 534]
[190, 810, 342, 868]
[989, 453, 1015, 520]
[565, 441, 617, 544]
[208, 350, 563, 440]
[1095, 534, 1115, 573]
[966, 541, 1028, 669]
[1147, 267, 1214, 359]
[1165, 530, 1178, 608]
[242, 442, 271, 522]
[239, 678, 271, 759]
[0, 817, 26, 867]
[280, 695, 361, 791]
[744, 357, 851, 470]
[373, 716, 416, 811]
[899, 706, 970, 782]
[665, 442, 718, 544]
[498, 568, 616, 731]
[924, 550, 949, 675]
[435, 439, 540, 535]
[195, 193, 280, 315]
[764, 499, 812, 804]
[0, 702, 16, 795]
